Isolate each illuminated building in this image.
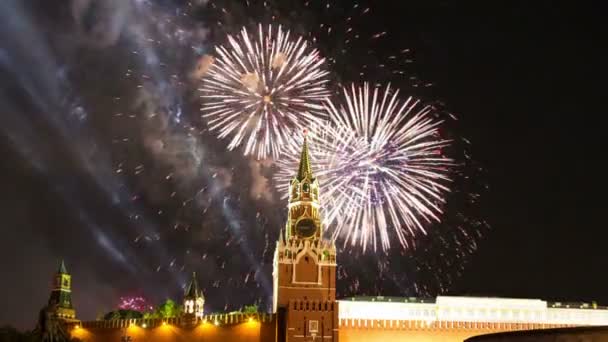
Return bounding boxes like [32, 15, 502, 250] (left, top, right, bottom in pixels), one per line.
[47, 260, 76, 320]
[183, 272, 205, 320]
[54, 139, 608, 341]
[272, 135, 339, 341]
[337, 296, 608, 341]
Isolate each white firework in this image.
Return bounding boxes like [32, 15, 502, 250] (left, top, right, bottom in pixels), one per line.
[275, 83, 454, 252]
[199, 24, 331, 160]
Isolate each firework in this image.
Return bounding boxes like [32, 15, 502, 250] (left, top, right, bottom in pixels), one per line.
[118, 296, 154, 312]
[199, 24, 331, 159]
[275, 83, 454, 252]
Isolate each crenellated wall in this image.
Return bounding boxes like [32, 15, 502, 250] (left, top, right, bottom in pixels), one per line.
[67, 313, 590, 342]
[338, 319, 576, 342]
[69, 313, 276, 342]
[67, 297, 608, 342]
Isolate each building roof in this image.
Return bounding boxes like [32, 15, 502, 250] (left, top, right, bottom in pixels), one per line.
[296, 134, 313, 181]
[548, 301, 608, 310]
[184, 272, 202, 299]
[339, 296, 608, 326]
[343, 296, 435, 304]
[58, 259, 68, 274]
[342, 296, 608, 310]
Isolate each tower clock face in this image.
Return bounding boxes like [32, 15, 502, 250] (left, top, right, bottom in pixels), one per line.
[296, 218, 316, 238]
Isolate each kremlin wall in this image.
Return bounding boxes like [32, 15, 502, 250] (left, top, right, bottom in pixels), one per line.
[70, 313, 276, 342]
[44, 140, 608, 341]
[66, 296, 608, 342]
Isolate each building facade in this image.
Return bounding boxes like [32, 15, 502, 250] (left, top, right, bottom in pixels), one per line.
[183, 272, 205, 321]
[337, 296, 608, 342]
[51, 139, 608, 341]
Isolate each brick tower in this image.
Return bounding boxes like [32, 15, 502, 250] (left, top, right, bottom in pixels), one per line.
[273, 135, 339, 342]
[48, 259, 76, 320]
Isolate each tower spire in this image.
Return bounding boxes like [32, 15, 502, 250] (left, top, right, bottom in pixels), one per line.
[185, 272, 201, 298]
[296, 130, 313, 181]
[58, 259, 68, 274]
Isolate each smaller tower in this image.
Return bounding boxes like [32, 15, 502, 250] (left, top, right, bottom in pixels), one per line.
[183, 272, 205, 319]
[48, 260, 76, 320]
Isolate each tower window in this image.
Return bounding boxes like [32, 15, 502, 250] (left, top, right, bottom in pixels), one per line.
[303, 182, 310, 193]
[292, 185, 299, 199]
[309, 320, 319, 333]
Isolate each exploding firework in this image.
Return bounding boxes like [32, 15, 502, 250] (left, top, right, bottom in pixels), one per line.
[204, 0, 425, 87]
[107, 1, 279, 310]
[118, 296, 154, 312]
[199, 24, 331, 159]
[275, 83, 454, 252]
[107, 0, 484, 301]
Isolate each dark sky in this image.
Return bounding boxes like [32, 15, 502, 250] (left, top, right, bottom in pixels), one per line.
[0, 0, 603, 330]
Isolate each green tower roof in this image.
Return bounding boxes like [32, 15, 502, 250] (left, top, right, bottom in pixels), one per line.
[185, 272, 202, 299]
[296, 134, 314, 181]
[58, 259, 68, 274]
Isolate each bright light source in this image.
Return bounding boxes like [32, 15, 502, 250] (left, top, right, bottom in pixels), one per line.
[214, 321, 220, 326]
[162, 321, 167, 326]
[142, 323, 147, 328]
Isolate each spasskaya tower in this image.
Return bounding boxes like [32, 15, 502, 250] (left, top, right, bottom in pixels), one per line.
[273, 134, 339, 342]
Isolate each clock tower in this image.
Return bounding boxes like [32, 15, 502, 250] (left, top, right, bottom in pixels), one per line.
[273, 134, 339, 342]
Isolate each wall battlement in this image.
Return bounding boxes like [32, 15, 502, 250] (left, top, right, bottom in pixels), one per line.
[288, 299, 337, 312]
[339, 318, 573, 331]
[75, 312, 274, 330]
[70, 313, 277, 342]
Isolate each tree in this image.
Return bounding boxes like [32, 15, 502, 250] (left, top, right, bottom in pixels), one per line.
[123, 310, 138, 320]
[142, 311, 158, 319]
[155, 299, 179, 318]
[242, 304, 259, 314]
[31, 303, 78, 342]
[0, 325, 29, 342]
[103, 310, 143, 321]
[110, 311, 122, 321]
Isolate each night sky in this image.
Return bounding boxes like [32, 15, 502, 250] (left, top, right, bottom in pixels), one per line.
[0, 0, 603, 330]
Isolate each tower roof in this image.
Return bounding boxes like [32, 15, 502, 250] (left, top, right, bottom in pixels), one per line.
[58, 259, 68, 274]
[296, 133, 314, 181]
[185, 272, 202, 299]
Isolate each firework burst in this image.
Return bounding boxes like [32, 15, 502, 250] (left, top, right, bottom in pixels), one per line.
[118, 296, 154, 312]
[199, 24, 331, 159]
[275, 83, 454, 252]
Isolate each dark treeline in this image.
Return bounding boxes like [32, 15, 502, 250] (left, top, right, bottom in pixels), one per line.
[0, 325, 82, 342]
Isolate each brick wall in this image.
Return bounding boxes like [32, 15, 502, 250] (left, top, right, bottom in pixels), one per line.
[70, 313, 276, 342]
